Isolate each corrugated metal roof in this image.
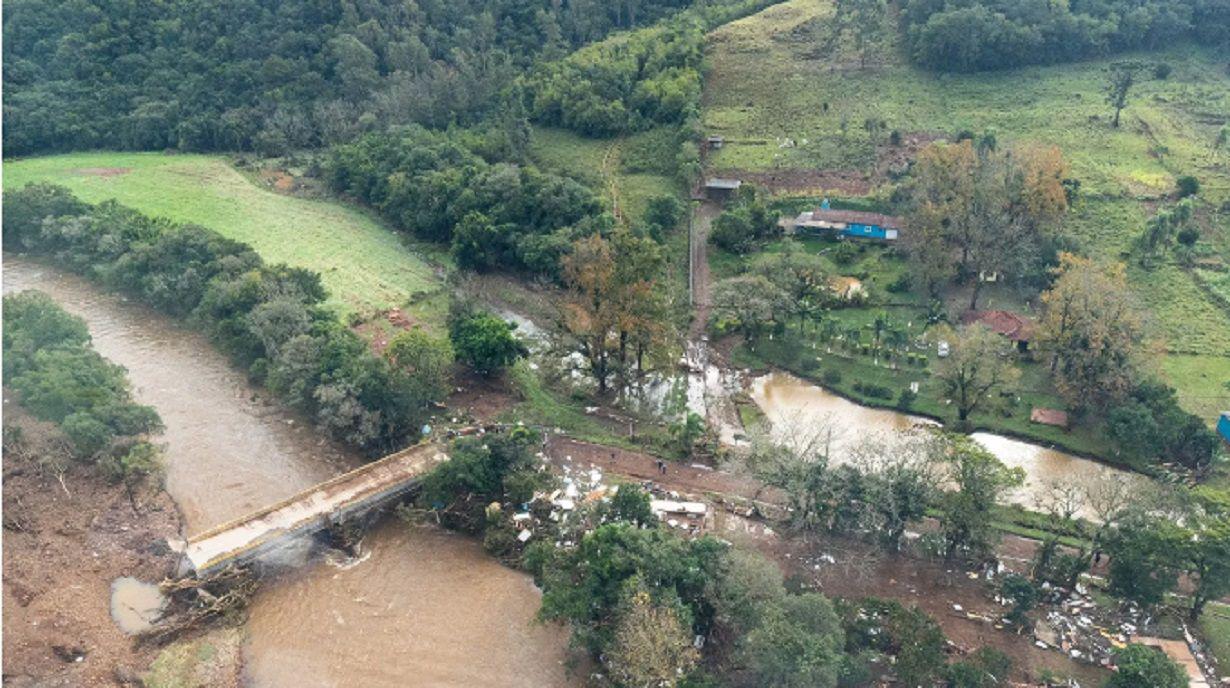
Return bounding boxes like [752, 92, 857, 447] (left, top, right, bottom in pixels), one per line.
[705, 178, 742, 190]
[799, 208, 904, 229]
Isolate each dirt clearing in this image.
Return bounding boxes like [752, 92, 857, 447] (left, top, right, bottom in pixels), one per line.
[2, 405, 185, 687]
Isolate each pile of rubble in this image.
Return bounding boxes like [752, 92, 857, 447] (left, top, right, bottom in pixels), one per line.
[505, 457, 714, 547]
[1023, 585, 1223, 686]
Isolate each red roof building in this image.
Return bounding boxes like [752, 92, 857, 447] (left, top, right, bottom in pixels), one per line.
[959, 310, 1035, 343]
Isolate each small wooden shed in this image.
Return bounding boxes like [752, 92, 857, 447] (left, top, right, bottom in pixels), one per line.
[703, 178, 742, 202]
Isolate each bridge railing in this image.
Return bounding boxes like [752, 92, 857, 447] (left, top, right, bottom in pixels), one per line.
[184, 441, 440, 547]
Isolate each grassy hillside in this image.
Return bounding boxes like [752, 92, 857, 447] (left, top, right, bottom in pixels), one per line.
[3, 153, 445, 321]
[701, 0, 1230, 420]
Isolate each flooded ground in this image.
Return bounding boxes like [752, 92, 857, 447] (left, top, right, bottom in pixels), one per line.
[109, 578, 167, 635]
[4, 257, 575, 687]
[749, 371, 1143, 515]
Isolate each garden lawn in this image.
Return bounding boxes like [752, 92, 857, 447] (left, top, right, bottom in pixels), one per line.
[701, 0, 1230, 418]
[3, 153, 445, 322]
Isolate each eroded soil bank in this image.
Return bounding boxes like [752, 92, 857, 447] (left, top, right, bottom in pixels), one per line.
[1, 408, 206, 687]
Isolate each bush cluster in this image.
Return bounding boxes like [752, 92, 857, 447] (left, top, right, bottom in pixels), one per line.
[3, 290, 162, 466]
[326, 127, 603, 276]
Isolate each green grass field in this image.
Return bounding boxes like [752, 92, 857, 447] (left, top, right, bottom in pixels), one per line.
[701, 0, 1230, 419]
[530, 126, 680, 228]
[3, 153, 445, 321]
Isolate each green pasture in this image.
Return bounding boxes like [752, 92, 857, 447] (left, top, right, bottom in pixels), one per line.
[3, 153, 445, 322]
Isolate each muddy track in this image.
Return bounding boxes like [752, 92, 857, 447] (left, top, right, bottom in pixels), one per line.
[689, 201, 722, 339]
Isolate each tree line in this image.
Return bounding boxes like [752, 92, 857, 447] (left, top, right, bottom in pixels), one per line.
[2, 0, 711, 156]
[903, 0, 1229, 73]
[4, 184, 451, 455]
[523, 0, 781, 137]
[3, 290, 162, 483]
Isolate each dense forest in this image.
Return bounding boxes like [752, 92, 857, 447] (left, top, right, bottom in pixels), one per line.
[1, 0, 702, 156]
[325, 126, 608, 276]
[903, 0, 1230, 72]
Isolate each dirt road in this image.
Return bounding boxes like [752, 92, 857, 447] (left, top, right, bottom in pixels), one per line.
[689, 201, 722, 339]
[543, 433, 1111, 685]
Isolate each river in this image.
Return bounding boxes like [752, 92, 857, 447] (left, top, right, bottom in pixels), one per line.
[749, 371, 1144, 516]
[3, 257, 574, 687]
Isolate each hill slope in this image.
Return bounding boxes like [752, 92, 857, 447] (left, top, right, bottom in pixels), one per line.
[4, 153, 443, 319]
[700, 0, 1230, 420]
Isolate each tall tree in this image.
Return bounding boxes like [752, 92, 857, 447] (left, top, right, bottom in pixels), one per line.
[607, 585, 699, 687]
[560, 231, 666, 393]
[933, 324, 1020, 423]
[1037, 253, 1146, 412]
[711, 275, 787, 341]
[905, 141, 1069, 307]
[1105, 61, 1144, 129]
[561, 233, 621, 394]
[904, 140, 977, 294]
[939, 437, 1024, 562]
[740, 593, 845, 688]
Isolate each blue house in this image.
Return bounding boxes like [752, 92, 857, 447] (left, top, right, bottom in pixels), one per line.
[790, 199, 903, 240]
[1218, 412, 1230, 446]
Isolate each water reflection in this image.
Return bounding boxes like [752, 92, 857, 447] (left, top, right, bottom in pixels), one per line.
[748, 371, 1142, 517]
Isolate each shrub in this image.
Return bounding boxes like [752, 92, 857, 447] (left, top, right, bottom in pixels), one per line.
[1153, 63, 1172, 80]
[1105, 645, 1187, 688]
[852, 381, 893, 399]
[887, 273, 912, 293]
[946, 647, 1013, 688]
[449, 308, 526, 377]
[831, 241, 858, 265]
[897, 388, 917, 410]
[999, 573, 1038, 627]
[1176, 227, 1200, 246]
[822, 369, 843, 386]
[1176, 175, 1200, 198]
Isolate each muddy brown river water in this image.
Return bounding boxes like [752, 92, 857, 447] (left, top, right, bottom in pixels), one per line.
[4, 257, 574, 687]
[749, 371, 1145, 517]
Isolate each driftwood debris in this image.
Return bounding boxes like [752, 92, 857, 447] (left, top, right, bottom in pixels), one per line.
[140, 566, 257, 645]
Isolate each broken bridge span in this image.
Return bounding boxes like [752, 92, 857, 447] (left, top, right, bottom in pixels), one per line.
[182, 442, 448, 576]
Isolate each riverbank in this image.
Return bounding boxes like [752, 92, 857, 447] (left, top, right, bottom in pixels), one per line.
[4, 256, 579, 687]
[730, 338, 1159, 476]
[0, 405, 232, 687]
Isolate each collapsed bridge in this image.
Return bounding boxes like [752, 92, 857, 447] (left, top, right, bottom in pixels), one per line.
[181, 442, 449, 576]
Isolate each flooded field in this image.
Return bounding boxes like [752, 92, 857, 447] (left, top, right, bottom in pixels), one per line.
[4, 257, 575, 687]
[749, 371, 1143, 515]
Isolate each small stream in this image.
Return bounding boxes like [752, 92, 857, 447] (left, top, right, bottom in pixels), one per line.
[4, 257, 574, 687]
[749, 372, 1145, 517]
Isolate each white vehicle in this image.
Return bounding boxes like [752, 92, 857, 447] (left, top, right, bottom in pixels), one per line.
[937, 340, 950, 358]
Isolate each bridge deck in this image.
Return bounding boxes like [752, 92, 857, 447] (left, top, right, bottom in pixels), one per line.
[184, 442, 447, 574]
